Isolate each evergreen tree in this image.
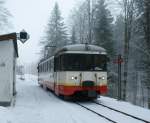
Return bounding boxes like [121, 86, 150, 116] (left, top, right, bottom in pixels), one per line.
[114, 14, 124, 54]
[93, 0, 114, 57]
[92, 0, 116, 98]
[135, 0, 150, 85]
[69, 1, 88, 44]
[45, 2, 68, 55]
[144, 0, 150, 89]
[70, 26, 76, 44]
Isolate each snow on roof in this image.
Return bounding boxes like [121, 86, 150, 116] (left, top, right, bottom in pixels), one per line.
[39, 44, 107, 63]
[55, 44, 106, 55]
[0, 33, 18, 57]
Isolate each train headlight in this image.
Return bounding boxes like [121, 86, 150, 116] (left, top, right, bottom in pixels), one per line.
[102, 76, 105, 80]
[71, 77, 75, 80]
[71, 76, 77, 80]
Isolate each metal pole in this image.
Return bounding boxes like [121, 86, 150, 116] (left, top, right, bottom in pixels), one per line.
[118, 54, 122, 100]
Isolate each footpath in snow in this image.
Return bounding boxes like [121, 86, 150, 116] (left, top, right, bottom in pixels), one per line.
[0, 74, 150, 123]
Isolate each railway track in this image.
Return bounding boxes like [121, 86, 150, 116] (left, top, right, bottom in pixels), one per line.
[46, 89, 149, 123]
[75, 101, 149, 123]
[75, 102, 118, 123]
[93, 101, 150, 123]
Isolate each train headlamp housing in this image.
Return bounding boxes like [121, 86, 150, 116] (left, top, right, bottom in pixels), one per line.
[71, 77, 74, 80]
[102, 76, 105, 80]
[71, 76, 77, 80]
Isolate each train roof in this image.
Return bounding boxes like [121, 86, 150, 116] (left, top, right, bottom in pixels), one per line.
[39, 44, 107, 64]
[55, 44, 106, 55]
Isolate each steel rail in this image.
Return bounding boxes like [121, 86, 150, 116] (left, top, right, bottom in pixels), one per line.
[75, 102, 118, 123]
[93, 101, 150, 123]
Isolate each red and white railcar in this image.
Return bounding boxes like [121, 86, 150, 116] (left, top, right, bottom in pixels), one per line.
[38, 44, 108, 99]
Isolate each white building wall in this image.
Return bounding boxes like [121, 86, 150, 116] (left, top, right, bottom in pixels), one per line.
[0, 40, 14, 104]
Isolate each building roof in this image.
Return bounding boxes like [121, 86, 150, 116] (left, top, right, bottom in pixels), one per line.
[0, 33, 18, 57]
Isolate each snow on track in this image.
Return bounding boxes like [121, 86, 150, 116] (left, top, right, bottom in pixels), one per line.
[93, 101, 150, 123]
[97, 97, 150, 122]
[77, 102, 145, 123]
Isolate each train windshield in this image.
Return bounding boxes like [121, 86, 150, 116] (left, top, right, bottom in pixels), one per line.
[60, 54, 107, 71]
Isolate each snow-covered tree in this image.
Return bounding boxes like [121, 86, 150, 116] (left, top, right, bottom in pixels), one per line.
[113, 14, 124, 54]
[45, 2, 68, 56]
[93, 0, 114, 57]
[69, 1, 88, 44]
[134, 0, 150, 107]
[69, 0, 97, 44]
[120, 0, 135, 101]
[70, 26, 76, 44]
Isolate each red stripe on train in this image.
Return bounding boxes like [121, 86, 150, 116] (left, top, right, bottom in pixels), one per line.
[55, 85, 108, 96]
[40, 81, 108, 96]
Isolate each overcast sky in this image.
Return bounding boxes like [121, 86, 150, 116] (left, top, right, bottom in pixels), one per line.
[5, 0, 77, 64]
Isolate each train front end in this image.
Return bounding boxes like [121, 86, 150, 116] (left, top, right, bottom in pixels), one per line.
[54, 45, 108, 99]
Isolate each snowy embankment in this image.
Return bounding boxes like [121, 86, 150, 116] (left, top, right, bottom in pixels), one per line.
[98, 97, 150, 121]
[0, 74, 150, 123]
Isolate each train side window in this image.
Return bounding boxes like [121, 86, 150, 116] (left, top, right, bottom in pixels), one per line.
[49, 60, 51, 72]
[47, 61, 49, 72]
[44, 62, 46, 72]
[43, 63, 44, 72]
[49, 61, 50, 72]
[43, 63, 45, 72]
[47, 61, 50, 71]
[41, 64, 42, 72]
[54, 57, 60, 71]
[58, 57, 61, 71]
[47, 61, 48, 72]
[47, 61, 49, 71]
[55, 58, 58, 71]
[45, 62, 47, 72]
[60, 55, 63, 71]
[46, 62, 47, 72]
[54, 58, 56, 71]
[44, 62, 47, 72]
[51, 59, 54, 72]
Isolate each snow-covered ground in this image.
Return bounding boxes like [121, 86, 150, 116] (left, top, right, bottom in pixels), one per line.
[97, 97, 150, 121]
[0, 74, 150, 123]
